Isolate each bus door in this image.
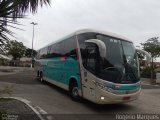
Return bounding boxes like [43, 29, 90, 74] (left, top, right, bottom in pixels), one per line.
[81, 43, 99, 101]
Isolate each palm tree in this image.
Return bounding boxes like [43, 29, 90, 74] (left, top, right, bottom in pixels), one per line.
[0, 0, 50, 54]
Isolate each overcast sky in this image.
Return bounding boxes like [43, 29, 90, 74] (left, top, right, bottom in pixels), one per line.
[11, 0, 160, 51]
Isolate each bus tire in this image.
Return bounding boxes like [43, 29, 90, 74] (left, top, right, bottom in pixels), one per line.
[37, 71, 40, 77]
[40, 72, 44, 83]
[36, 71, 40, 80]
[69, 81, 80, 101]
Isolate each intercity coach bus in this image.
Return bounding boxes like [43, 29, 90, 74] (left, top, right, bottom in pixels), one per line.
[35, 29, 151, 104]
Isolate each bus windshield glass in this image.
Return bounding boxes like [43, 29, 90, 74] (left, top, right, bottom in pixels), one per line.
[78, 33, 139, 84]
[97, 35, 139, 84]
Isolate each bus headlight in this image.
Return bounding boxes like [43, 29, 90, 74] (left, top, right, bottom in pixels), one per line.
[101, 96, 105, 100]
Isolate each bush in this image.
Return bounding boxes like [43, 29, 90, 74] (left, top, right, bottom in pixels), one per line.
[0, 109, 7, 119]
[141, 66, 156, 78]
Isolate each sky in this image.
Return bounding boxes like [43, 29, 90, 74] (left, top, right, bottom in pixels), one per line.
[11, 0, 160, 51]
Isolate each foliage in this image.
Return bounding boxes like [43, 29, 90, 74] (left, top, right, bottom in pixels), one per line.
[0, 0, 51, 20]
[141, 37, 160, 81]
[155, 67, 160, 73]
[0, 0, 24, 52]
[7, 40, 26, 60]
[0, 109, 7, 118]
[141, 67, 156, 78]
[0, 86, 13, 116]
[141, 67, 151, 78]
[141, 37, 160, 58]
[137, 51, 145, 61]
[25, 48, 37, 57]
[0, 0, 17, 41]
[0, 0, 50, 54]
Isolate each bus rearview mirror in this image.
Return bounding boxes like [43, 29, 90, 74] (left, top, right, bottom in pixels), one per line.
[136, 49, 151, 63]
[85, 39, 106, 58]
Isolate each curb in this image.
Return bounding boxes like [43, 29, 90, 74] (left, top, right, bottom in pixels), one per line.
[0, 97, 47, 120]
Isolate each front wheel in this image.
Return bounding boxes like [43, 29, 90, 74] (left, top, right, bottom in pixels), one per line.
[69, 82, 80, 101]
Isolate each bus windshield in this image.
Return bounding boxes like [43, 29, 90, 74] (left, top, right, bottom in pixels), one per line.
[78, 33, 139, 84]
[97, 35, 139, 84]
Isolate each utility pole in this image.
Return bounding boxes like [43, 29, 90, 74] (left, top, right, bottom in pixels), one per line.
[30, 22, 37, 68]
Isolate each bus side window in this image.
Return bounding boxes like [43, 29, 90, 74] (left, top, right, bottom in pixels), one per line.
[48, 42, 64, 58]
[64, 37, 77, 59]
[39, 47, 48, 59]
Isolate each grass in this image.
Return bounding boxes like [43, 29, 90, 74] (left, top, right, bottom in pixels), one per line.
[0, 86, 13, 96]
[0, 109, 7, 118]
[0, 98, 9, 119]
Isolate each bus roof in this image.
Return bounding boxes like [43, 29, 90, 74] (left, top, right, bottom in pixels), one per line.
[38, 29, 132, 51]
[75, 29, 132, 42]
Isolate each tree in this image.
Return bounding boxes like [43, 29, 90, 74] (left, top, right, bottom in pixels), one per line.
[141, 37, 160, 83]
[25, 48, 37, 57]
[137, 51, 145, 61]
[0, 0, 50, 54]
[7, 40, 26, 60]
[137, 51, 145, 71]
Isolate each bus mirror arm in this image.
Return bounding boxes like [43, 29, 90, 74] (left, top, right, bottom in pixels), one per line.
[85, 39, 106, 58]
[136, 49, 151, 63]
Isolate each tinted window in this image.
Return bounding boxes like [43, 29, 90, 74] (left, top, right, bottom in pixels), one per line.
[78, 33, 97, 48]
[39, 47, 48, 59]
[38, 36, 77, 59]
[64, 37, 77, 59]
[78, 32, 97, 65]
[47, 41, 64, 58]
[78, 32, 139, 84]
[97, 35, 123, 66]
[47, 45, 52, 54]
[83, 43, 99, 74]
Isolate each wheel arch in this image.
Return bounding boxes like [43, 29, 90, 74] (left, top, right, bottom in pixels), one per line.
[39, 71, 43, 76]
[68, 76, 80, 90]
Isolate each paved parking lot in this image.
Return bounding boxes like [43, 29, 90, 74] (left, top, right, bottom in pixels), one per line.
[0, 67, 160, 119]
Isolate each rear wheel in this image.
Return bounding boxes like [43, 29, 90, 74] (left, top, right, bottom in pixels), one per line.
[40, 72, 44, 83]
[37, 71, 40, 77]
[69, 81, 80, 101]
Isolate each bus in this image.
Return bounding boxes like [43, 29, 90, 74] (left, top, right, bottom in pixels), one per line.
[35, 29, 151, 104]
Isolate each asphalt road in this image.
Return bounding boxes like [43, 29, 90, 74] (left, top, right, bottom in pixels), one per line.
[0, 68, 160, 119]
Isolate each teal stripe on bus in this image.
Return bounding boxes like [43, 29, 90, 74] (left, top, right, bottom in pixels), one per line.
[105, 82, 140, 91]
[42, 57, 81, 88]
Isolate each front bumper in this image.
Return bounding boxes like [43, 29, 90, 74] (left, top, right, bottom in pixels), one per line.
[94, 87, 141, 104]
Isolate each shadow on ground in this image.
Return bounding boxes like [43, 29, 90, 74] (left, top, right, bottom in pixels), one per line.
[44, 81, 134, 114]
[0, 68, 136, 113]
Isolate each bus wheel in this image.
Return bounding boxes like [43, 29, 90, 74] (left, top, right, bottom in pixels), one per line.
[70, 81, 80, 101]
[40, 72, 44, 83]
[37, 71, 39, 77]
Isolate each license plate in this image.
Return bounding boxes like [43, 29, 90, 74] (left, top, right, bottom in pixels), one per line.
[123, 96, 130, 100]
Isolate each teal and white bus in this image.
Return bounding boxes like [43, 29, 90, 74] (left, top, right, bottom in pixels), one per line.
[35, 29, 150, 104]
